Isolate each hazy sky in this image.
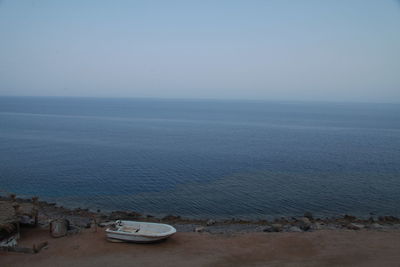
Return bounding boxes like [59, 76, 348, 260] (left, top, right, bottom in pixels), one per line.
[0, 0, 399, 102]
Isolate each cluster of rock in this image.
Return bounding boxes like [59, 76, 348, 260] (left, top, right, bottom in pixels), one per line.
[37, 205, 400, 234]
[3, 196, 400, 234]
[258, 213, 400, 233]
[191, 213, 400, 234]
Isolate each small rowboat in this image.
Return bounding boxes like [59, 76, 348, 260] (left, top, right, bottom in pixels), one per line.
[105, 220, 177, 243]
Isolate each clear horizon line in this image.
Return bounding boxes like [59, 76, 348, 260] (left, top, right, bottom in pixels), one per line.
[0, 94, 399, 105]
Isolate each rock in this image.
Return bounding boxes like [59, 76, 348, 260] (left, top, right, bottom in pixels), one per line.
[274, 217, 289, 224]
[194, 226, 205, 233]
[367, 223, 384, 230]
[271, 224, 283, 232]
[99, 221, 115, 227]
[69, 218, 92, 229]
[297, 217, 311, 231]
[304, 212, 313, 220]
[283, 224, 292, 231]
[310, 223, 322, 231]
[67, 225, 80, 235]
[347, 223, 364, 230]
[263, 224, 284, 232]
[343, 214, 357, 222]
[378, 216, 399, 223]
[262, 226, 274, 232]
[298, 217, 310, 224]
[288, 226, 303, 232]
[206, 219, 216, 226]
[392, 224, 400, 229]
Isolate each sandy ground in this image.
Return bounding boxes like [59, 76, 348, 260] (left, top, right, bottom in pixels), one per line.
[1, 228, 400, 267]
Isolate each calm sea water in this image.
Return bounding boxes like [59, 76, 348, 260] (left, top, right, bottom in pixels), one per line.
[0, 96, 399, 219]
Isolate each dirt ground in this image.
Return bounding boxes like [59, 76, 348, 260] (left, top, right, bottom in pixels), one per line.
[1, 228, 400, 267]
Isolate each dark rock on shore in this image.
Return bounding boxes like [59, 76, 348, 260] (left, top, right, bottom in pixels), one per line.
[288, 226, 303, 232]
[347, 223, 364, 230]
[304, 212, 313, 220]
[262, 224, 284, 232]
[3, 195, 400, 235]
[194, 226, 205, 233]
[343, 214, 357, 222]
[262, 226, 274, 232]
[310, 223, 323, 231]
[378, 216, 399, 223]
[206, 219, 216, 226]
[366, 223, 385, 230]
[271, 224, 283, 232]
[297, 217, 312, 231]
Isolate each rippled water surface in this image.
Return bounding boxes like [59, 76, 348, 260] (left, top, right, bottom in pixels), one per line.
[1, 97, 399, 219]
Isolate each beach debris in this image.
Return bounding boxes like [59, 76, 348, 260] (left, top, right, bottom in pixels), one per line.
[0, 241, 48, 254]
[0, 235, 18, 247]
[206, 219, 216, 226]
[20, 215, 35, 225]
[378, 216, 399, 223]
[90, 217, 98, 232]
[50, 218, 69, 237]
[194, 226, 205, 233]
[0, 200, 21, 246]
[13, 196, 39, 226]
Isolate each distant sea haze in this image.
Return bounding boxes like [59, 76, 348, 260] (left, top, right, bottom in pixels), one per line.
[0, 96, 399, 219]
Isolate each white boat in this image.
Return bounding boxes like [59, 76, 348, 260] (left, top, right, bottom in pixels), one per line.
[105, 220, 177, 243]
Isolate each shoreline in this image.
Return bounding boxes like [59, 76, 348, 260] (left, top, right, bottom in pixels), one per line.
[3, 195, 400, 266]
[3, 228, 400, 267]
[2, 195, 400, 233]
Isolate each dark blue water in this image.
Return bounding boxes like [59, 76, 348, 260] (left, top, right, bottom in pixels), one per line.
[1, 96, 399, 219]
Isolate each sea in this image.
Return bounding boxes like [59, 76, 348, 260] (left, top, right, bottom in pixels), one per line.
[0, 96, 399, 219]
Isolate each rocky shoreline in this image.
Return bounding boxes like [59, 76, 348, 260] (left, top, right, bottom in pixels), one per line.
[2, 195, 400, 234]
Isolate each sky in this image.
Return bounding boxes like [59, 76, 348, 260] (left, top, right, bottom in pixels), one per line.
[0, 0, 399, 102]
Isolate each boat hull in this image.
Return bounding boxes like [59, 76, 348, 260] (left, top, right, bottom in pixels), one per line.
[106, 231, 173, 243]
[105, 220, 176, 243]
